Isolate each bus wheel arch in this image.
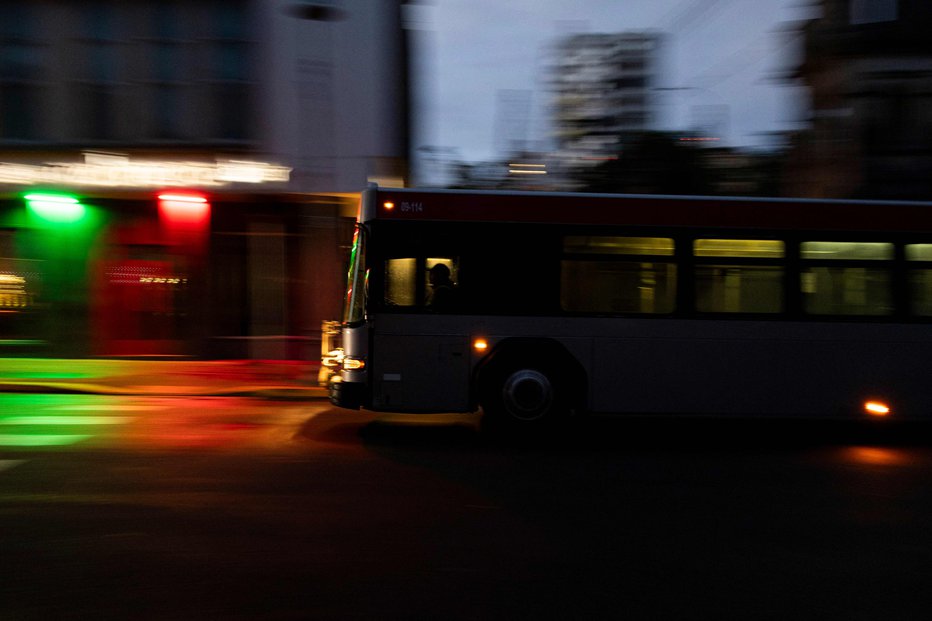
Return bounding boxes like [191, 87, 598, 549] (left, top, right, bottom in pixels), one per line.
[476, 338, 587, 431]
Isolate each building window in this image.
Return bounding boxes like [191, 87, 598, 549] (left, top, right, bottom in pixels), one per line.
[850, 0, 898, 24]
[0, 230, 44, 335]
[0, 5, 43, 141]
[153, 84, 182, 140]
[204, 0, 254, 141]
[77, 3, 119, 141]
[0, 43, 41, 81]
[213, 83, 252, 141]
[0, 87, 41, 140]
[78, 84, 115, 141]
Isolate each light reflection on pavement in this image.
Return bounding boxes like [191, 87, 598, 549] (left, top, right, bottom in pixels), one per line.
[0, 394, 315, 451]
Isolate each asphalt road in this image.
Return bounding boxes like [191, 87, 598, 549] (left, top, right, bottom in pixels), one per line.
[2, 394, 932, 620]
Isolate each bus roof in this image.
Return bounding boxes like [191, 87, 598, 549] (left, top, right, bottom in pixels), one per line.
[361, 185, 932, 233]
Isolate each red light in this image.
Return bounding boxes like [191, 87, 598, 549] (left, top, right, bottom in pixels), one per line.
[158, 192, 210, 227]
[158, 193, 208, 203]
[384, 201, 395, 211]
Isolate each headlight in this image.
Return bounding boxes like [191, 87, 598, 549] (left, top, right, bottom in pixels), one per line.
[322, 348, 344, 368]
[342, 357, 366, 371]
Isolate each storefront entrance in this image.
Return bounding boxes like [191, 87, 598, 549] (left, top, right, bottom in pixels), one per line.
[95, 253, 191, 356]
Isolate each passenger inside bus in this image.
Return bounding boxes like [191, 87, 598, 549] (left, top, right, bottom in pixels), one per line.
[427, 263, 457, 310]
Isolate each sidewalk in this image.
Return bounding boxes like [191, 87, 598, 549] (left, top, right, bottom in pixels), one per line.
[0, 358, 329, 399]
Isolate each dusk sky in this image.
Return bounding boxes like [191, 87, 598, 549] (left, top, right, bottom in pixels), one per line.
[412, 0, 819, 163]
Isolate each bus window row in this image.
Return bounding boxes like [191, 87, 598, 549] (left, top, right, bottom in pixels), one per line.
[561, 236, 932, 317]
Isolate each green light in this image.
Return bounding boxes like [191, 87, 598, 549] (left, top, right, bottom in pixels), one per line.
[24, 193, 86, 223]
[5, 371, 93, 379]
[0, 434, 91, 447]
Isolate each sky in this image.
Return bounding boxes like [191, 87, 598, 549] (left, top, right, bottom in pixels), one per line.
[411, 0, 818, 164]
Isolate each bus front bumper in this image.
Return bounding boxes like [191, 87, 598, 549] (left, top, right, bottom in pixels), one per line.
[329, 378, 365, 409]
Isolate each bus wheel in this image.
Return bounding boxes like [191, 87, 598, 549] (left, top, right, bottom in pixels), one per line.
[481, 365, 565, 434]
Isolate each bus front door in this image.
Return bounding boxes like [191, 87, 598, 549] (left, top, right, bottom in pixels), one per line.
[371, 333, 470, 412]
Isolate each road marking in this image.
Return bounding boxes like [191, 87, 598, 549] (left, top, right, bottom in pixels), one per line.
[0, 407, 141, 447]
[0, 416, 135, 425]
[0, 459, 26, 472]
[52, 405, 169, 412]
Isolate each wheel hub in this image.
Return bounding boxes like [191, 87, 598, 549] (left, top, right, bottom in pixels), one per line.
[502, 369, 554, 421]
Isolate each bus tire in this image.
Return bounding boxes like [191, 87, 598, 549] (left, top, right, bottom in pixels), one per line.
[480, 364, 566, 435]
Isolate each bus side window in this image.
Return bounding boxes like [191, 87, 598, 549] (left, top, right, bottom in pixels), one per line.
[425, 257, 459, 311]
[800, 241, 893, 316]
[906, 244, 932, 316]
[561, 236, 676, 314]
[384, 258, 417, 306]
[693, 239, 784, 314]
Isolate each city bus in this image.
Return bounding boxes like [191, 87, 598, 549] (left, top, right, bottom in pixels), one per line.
[329, 184, 932, 432]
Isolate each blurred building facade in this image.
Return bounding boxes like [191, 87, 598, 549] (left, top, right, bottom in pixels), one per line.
[0, 0, 412, 359]
[449, 151, 565, 192]
[550, 32, 664, 178]
[785, 0, 932, 199]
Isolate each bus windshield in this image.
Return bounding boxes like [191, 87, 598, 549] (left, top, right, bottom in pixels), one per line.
[342, 225, 367, 325]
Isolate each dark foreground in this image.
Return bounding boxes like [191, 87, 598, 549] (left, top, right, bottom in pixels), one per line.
[2, 395, 931, 619]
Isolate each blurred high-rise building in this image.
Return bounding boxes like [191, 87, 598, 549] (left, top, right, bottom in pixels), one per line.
[785, 0, 932, 199]
[550, 32, 664, 173]
[0, 0, 413, 359]
[493, 89, 533, 158]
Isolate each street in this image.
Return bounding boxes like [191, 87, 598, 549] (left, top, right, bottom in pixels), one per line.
[2, 394, 932, 619]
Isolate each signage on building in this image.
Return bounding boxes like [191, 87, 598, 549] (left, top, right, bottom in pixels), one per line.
[0, 152, 291, 190]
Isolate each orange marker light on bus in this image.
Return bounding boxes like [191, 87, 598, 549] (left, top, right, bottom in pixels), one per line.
[343, 357, 366, 371]
[383, 201, 395, 211]
[864, 401, 891, 417]
[473, 338, 488, 352]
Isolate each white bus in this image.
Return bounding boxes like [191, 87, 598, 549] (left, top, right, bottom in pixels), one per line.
[329, 185, 932, 432]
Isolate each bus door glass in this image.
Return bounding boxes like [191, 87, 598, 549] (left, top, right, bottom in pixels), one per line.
[375, 253, 467, 410]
